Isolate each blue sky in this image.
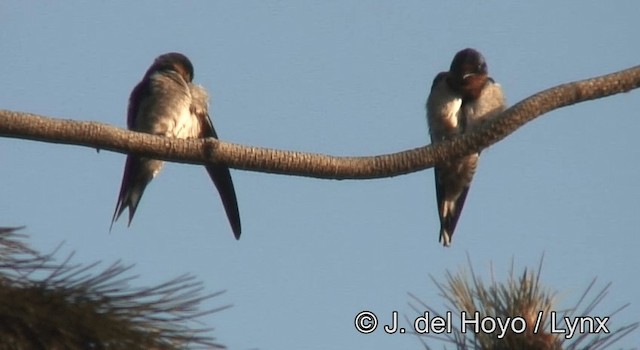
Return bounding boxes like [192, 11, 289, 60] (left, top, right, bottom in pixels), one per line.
[2, 1, 639, 349]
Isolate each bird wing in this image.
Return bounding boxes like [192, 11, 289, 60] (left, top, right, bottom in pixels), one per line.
[191, 84, 242, 239]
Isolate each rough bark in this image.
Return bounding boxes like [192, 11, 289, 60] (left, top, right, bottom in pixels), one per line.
[1, 65, 639, 180]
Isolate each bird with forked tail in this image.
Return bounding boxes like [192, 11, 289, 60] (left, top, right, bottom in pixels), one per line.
[111, 52, 242, 239]
[427, 48, 506, 246]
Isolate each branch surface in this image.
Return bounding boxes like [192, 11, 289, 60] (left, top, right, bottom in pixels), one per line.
[1, 65, 639, 179]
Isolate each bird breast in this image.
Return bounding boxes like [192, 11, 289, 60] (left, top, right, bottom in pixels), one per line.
[427, 82, 463, 141]
[137, 71, 201, 139]
[462, 82, 506, 129]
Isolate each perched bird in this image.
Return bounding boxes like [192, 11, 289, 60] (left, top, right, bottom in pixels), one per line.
[426, 48, 505, 246]
[111, 52, 242, 239]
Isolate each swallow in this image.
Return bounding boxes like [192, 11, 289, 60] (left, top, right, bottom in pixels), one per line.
[111, 52, 242, 239]
[426, 48, 506, 246]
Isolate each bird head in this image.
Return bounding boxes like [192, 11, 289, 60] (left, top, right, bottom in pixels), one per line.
[448, 48, 490, 101]
[148, 52, 194, 83]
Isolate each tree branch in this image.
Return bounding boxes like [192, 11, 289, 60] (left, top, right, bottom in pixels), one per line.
[1, 65, 639, 180]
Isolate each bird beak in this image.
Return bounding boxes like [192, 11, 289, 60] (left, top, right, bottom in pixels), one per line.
[463, 73, 476, 80]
